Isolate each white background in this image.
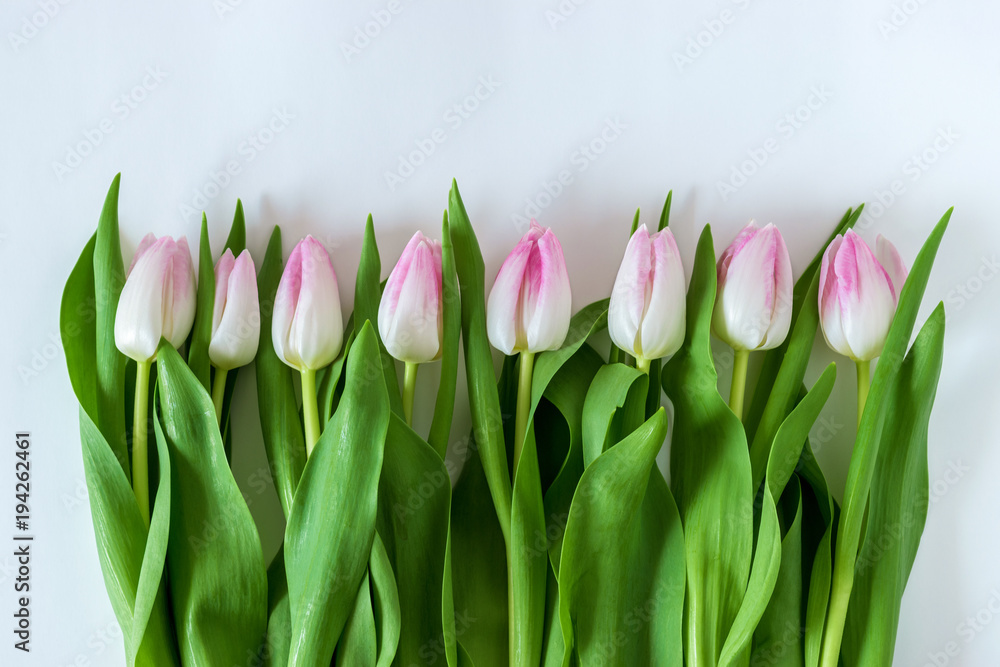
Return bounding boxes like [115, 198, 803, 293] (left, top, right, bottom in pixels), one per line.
[1, 1, 998, 665]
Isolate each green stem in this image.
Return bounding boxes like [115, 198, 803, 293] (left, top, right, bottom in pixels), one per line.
[211, 367, 228, 426]
[635, 356, 651, 374]
[856, 359, 870, 430]
[513, 351, 535, 474]
[403, 362, 418, 427]
[729, 348, 749, 421]
[819, 578, 852, 667]
[132, 359, 151, 528]
[301, 368, 320, 457]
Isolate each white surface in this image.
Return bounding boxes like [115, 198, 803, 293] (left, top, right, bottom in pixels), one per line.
[2, 1, 998, 665]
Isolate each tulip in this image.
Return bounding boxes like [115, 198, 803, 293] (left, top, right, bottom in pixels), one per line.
[486, 220, 572, 356]
[378, 231, 444, 426]
[818, 229, 907, 428]
[711, 221, 793, 420]
[608, 225, 686, 371]
[208, 248, 260, 421]
[115, 233, 197, 363]
[114, 233, 196, 528]
[486, 219, 572, 470]
[271, 235, 343, 454]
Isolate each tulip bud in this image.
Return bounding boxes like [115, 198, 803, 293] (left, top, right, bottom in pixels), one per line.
[712, 221, 793, 351]
[115, 233, 197, 363]
[271, 235, 344, 371]
[608, 225, 687, 362]
[818, 230, 907, 361]
[378, 231, 443, 364]
[487, 220, 572, 355]
[209, 249, 260, 370]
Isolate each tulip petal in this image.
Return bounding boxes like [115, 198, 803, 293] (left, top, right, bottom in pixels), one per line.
[758, 225, 793, 350]
[126, 232, 158, 277]
[115, 238, 171, 361]
[272, 236, 343, 371]
[486, 236, 533, 355]
[638, 228, 687, 359]
[378, 233, 443, 363]
[210, 249, 260, 369]
[836, 231, 896, 361]
[164, 237, 196, 349]
[608, 225, 652, 355]
[713, 224, 775, 350]
[212, 249, 237, 336]
[875, 234, 908, 299]
[818, 236, 853, 358]
[522, 229, 571, 352]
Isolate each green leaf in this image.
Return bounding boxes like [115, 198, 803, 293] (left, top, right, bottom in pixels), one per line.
[842, 304, 945, 664]
[658, 190, 673, 231]
[284, 322, 390, 666]
[449, 180, 512, 543]
[752, 480, 804, 667]
[354, 214, 404, 416]
[375, 413, 455, 666]
[225, 199, 247, 253]
[62, 234, 100, 438]
[338, 572, 378, 666]
[451, 440, 509, 667]
[429, 210, 461, 458]
[581, 363, 647, 468]
[542, 344, 606, 573]
[79, 406, 179, 666]
[264, 549, 291, 667]
[719, 364, 835, 665]
[558, 409, 683, 666]
[187, 214, 214, 392]
[155, 343, 267, 666]
[744, 206, 859, 443]
[825, 209, 951, 663]
[663, 225, 753, 666]
[255, 226, 307, 517]
[369, 533, 402, 667]
[93, 174, 129, 471]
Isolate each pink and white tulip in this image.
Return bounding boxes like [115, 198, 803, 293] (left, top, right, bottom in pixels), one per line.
[115, 234, 197, 362]
[608, 225, 687, 362]
[712, 221, 793, 351]
[818, 230, 907, 361]
[209, 249, 260, 370]
[487, 220, 572, 355]
[271, 236, 343, 371]
[378, 231, 443, 364]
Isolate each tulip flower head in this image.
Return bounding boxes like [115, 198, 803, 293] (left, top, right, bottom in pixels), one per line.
[271, 236, 344, 372]
[608, 225, 687, 363]
[209, 249, 260, 370]
[712, 221, 793, 351]
[378, 231, 443, 364]
[115, 233, 197, 363]
[818, 230, 907, 362]
[487, 220, 572, 355]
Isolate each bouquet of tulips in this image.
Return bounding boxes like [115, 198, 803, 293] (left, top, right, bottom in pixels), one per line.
[62, 174, 950, 667]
